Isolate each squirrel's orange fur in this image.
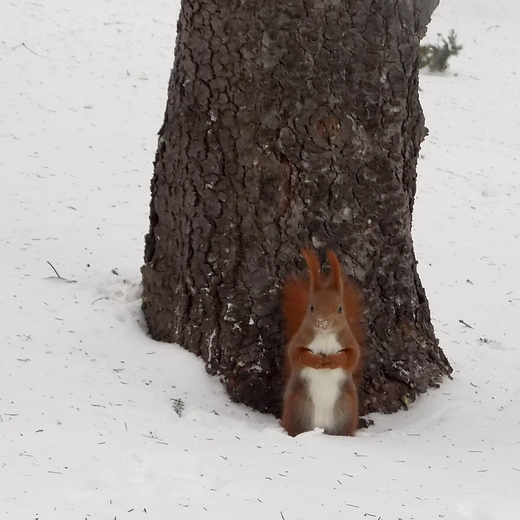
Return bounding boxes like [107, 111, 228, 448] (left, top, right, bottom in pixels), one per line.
[280, 249, 364, 436]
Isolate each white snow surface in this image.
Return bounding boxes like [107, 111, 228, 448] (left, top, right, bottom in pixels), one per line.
[1, 0, 520, 518]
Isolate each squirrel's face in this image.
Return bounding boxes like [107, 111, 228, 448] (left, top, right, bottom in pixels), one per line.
[307, 289, 347, 334]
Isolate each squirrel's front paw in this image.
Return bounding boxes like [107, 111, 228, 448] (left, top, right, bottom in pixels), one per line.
[320, 355, 333, 369]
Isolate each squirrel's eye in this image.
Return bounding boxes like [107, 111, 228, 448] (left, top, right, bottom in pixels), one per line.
[309, 305, 315, 312]
[338, 305, 343, 313]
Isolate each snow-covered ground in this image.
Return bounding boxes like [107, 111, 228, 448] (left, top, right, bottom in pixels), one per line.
[1, 0, 519, 518]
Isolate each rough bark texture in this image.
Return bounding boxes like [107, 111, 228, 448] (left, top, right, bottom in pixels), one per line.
[142, 0, 452, 418]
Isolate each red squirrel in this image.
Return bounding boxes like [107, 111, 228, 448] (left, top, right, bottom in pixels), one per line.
[280, 248, 364, 437]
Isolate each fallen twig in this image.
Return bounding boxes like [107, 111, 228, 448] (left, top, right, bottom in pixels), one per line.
[13, 42, 38, 55]
[46, 261, 77, 283]
[91, 297, 109, 305]
[459, 319, 474, 329]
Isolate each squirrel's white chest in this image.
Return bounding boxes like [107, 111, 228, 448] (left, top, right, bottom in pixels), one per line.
[307, 332, 342, 355]
[300, 366, 347, 430]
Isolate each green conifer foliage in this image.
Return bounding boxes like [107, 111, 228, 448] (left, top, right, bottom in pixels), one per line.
[420, 30, 462, 72]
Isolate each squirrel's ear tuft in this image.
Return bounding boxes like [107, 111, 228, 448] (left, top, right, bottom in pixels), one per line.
[301, 248, 321, 291]
[326, 250, 343, 294]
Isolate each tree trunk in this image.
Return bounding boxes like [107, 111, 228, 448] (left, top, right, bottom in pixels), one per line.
[142, 0, 452, 417]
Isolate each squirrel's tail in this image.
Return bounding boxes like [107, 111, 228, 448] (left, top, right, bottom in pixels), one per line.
[281, 275, 310, 344]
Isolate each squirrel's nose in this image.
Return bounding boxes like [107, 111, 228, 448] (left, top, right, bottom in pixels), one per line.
[316, 318, 331, 331]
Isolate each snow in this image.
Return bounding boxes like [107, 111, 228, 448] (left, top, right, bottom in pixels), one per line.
[1, 0, 519, 518]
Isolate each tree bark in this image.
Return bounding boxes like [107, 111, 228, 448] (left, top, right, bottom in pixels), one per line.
[142, 0, 451, 417]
